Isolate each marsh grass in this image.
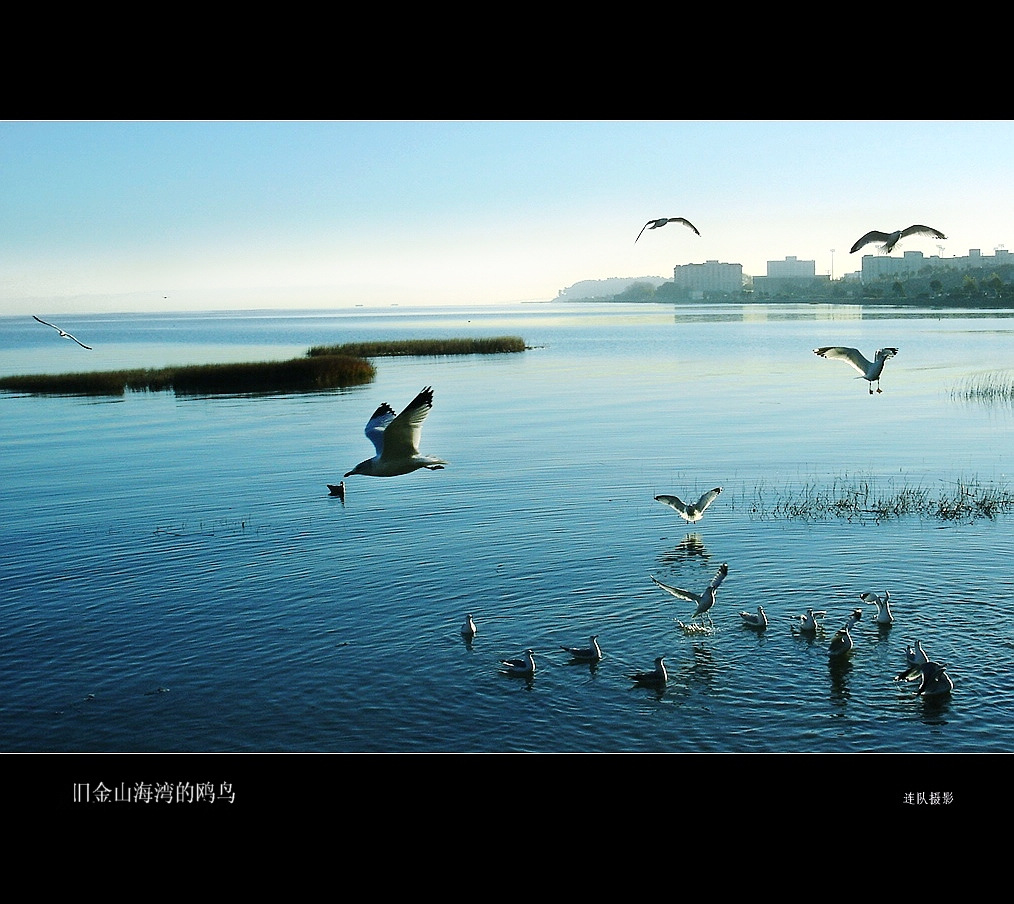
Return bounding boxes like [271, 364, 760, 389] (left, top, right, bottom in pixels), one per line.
[951, 371, 1014, 406]
[307, 336, 528, 357]
[751, 474, 1014, 522]
[0, 355, 375, 397]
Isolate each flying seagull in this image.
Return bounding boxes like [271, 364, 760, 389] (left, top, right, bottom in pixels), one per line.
[635, 217, 701, 243]
[628, 656, 668, 687]
[655, 488, 722, 523]
[32, 315, 92, 349]
[814, 346, 898, 394]
[344, 386, 448, 478]
[650, 562, 729, 622]
[561, 635, 602, 663]
[850, 225, 946, 254]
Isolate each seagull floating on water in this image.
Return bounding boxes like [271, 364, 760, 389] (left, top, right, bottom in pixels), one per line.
[655, 488, 722, 523]
[790, 608, 826, 634]
[846, 608, 864, 629]
[861, 590, 893, 625]
[500, 649, 536, 677]
[628, 656, 668, 687]
[561, 635, 602, 662]
[32, 315, 92, 349]
[896, 641, 930, 681]
[916, 660, 953, 697]
[740, 606, 768, 629]
[850, 225, 946, 255]
[828, 624, 854, 657]
[650, 563, 729, 622]
[461, 614, 477, 639]
[327, 481, 346, 500]
[814, 346, 898, 394]
[635, 217, 700, 243]
[344, 386, 448, 478]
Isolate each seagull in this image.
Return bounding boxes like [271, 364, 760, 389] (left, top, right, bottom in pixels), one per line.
[896, 641, 930, 681]
[846, 607, 864, 629]
[740, 606, 768, 629]
[850, 225, 946, 255]
[916, 660, 953, 697]
[561, 635, 602, 662]
[655, 488, 723, 523]
[500, 649, 536, 677]
[628, 656, 668, 687]
[828, 625, 854, 657]
[32, 315, 92, 349]
[861, 590, 893, 625]
[461, 614, 477, 639]
[813, 346, 898, 394]
[327, 481, 346, 500]
[344, 386, 448, 478]
[635, 217, 701, 243]
[789, 608, 826, 634]
[650, 563, 728, 622]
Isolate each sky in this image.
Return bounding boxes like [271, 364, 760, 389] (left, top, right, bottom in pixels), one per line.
[2, 119, 1012, 315]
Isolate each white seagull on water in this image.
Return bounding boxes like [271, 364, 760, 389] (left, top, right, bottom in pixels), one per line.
[461, 614, 477, 639]
[344, 386, 448, 478]
[650, 563, 729, 622]
[32, 315, 92, 349]
[850, 225, 946, 255]
[916, 660, 953, 697]
[635, 217, 701, 243]
[861, 590, 893, 625]
[814, 346, 898, 394]
[655, 487, 722, 523]
[561, 635, 602, 662]
[628, 656, 668, 687]
[828, 624, 854, 658]
[896, 640, 930, 681]
[790, 608, 826, 634]
[500, 649, 536, 677]
[740, 606, 768, 629]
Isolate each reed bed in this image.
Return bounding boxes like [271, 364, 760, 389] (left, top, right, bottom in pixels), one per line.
[950, 371, 1014, 406]
[751, 474, 1014, 522]
[307, 336, 527, 358]
[0, 355, 375, 397]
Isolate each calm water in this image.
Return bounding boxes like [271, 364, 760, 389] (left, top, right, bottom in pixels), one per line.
[2, 303, 1013, 766]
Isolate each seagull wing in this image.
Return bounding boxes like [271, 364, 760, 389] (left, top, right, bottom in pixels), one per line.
[650, 574, 701, 604]
[33, 315, 60, 331]
[363, 403, 396, 456]
[655, 494, 690, 516]
[377, 386, 434, 461]
[634, 220, 654, 243]
[850, 231, 891, 254]
[694, 487, 722, 513]
[709, 563, 729, 591]
[814, 346, 873, 376]
[900, 225, 946, 241]
[670, 217, 701, 235]
[66, 333, 92, 349]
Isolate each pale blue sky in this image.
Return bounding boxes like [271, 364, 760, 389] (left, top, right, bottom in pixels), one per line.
[2, 120, 1011, 314]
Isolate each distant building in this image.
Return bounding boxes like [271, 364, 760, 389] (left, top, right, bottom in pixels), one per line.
[752, 256, 829, 296]
[672, 260, 743, 298]
[859, 247, 1012, 281]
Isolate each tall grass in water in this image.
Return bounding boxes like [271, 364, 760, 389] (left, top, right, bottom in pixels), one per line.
[0, 355, 375, 397]
[951, 371, 1014, 406]
[751, 473, 1014, 522]
[307, 336, 527, 357]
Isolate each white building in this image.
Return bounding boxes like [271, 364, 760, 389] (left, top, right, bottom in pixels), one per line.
[859, 247, 1011, 281]
[672, 260, 743, 298]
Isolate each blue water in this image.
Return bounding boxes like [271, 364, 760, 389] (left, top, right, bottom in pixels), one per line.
[2, 304, 1013, 774]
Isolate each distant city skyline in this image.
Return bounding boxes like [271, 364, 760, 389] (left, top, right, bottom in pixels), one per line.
[2, 120, 1012, 315]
